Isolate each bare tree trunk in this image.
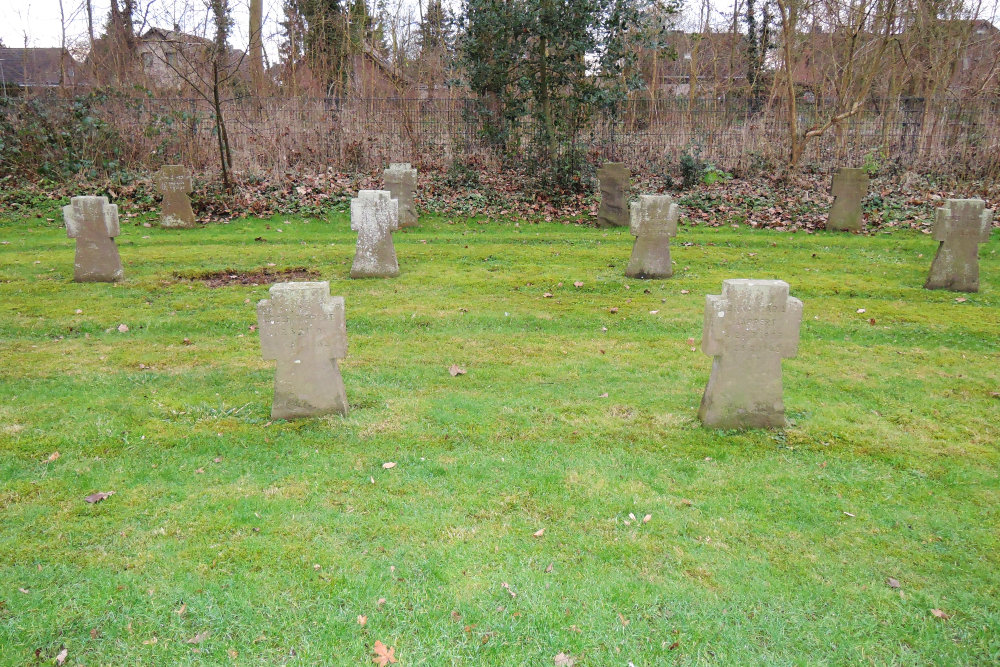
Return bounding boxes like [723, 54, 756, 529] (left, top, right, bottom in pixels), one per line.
[778, 0, 897, 170]
[108, 0, 137, 84]
[538, 33, 556, 164]
[726, 0, 742, 98]
[85, 0, 95, 49]
[58, 0, 67, 89]
[208, 0, 234, 189]
[689, 0, 710, 111]
[249, 0, 264, 94]
[776, 0, 799, 167]
[213, 60, 232, 190]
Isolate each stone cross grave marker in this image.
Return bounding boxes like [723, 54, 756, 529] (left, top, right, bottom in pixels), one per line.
[827, 167, 869, 231]
[351, 190, 400, 278]
[698, 279, 803, 429]
[924, 198, 993, 293]
[383, 162, 418, 228]
[257, 281, 349, 420]
[63, 195, 124, 282]
[625, 194, 680, 279]
[153, 165, 195, 228]
[597, 162, 631, 227]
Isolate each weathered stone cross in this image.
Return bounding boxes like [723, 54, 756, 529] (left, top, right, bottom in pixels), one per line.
[924, 198, 993, 293]
[351, 190, 400, 278]
[153, 164, 195, 228]
[383, 162, 418, 228]
[625, 194, 680, 279]
[257, 281, 348, 420]
[63, 195, 124, 282]
[698, 279, 803, 429]
[827, 167, 869, 232]
[597, 162, 631, 228]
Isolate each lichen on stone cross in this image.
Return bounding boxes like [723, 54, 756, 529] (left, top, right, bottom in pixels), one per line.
[827, 167, 869, 232]
[924, 198, 993, 293]
[383, 162, 418, 228]
[63, 195, 124, 283]
[697, 279, 803, 429]
[257, 281, 348, 420]
[153, 164, 195, 228]
[597, 162, 631, 228]
[625, 194, 680, 279]
[350, 190, 400, 278]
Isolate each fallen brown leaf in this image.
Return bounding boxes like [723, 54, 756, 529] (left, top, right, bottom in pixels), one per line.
[931, 608, 950, 620]
[573, 281, 584, 287]
[554, 652, 575, 666]
[175, 603, 187, 616]
[358, 615, 367, 626]
[117, 324, 129, 333]
[381, 462, 396, 469]
[449, 364, 466, 377]
[42, 452, 60, 464]
[533, 528, 545, 538]
[545, 562, 553, 573]
[618, 612, 629, 626]
[55, 648, 68, 666]
[501, 582, 516, 598]
[886, 577, 900, 589]
[85, 491, 114, 504]
[186, 631, 209, 644]
[372, 640, 398, 666]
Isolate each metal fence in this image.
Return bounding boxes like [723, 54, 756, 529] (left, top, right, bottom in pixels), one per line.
[7, 94, 1000, 177]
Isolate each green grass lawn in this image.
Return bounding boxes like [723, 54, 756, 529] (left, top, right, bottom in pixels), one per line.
[1, 209, 998, 665]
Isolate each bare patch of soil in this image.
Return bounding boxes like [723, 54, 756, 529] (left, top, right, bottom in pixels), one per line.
[177, 267, 320, 287]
